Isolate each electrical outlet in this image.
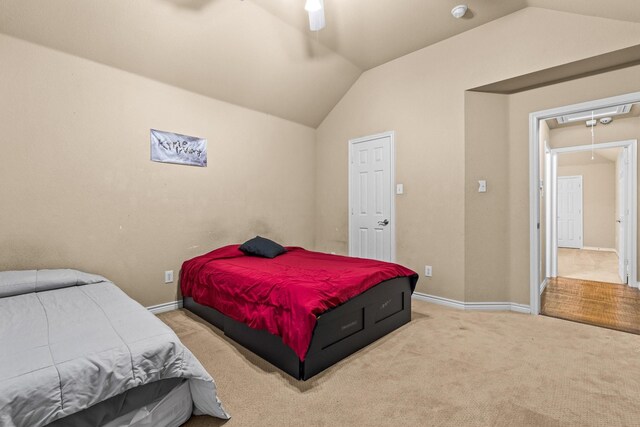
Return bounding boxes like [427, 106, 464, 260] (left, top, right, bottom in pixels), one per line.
[425, 266, 432, 277]
[164, 270, 174, 284]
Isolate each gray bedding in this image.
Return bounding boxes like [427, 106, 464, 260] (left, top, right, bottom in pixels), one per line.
[48, 378, 185, 427]
[0, 269, 229, 427]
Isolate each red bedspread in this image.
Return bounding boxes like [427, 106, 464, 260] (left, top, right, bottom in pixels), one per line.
[180, 245, 418, 361]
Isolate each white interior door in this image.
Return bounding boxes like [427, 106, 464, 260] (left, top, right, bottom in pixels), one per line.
[617, 148, 629, 283]
[349, 132, 394, 261]
[557, 176, 583, 249]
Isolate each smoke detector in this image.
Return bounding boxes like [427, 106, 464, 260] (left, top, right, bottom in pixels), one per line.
[600, 117, 613, 125]
[451, 5, 468, 19]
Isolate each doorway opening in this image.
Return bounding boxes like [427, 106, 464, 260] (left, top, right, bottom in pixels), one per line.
[542, 139, 640, 333]
[548, 140, 636, 285]
[530, 92, 640, 334]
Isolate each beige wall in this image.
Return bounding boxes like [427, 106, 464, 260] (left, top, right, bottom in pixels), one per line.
[0, 34, 316, 307]
[464, 92, 510, 301]
[558, 162, 616, 249]
[315, 7, 640, 302]
[4, 8, 640, 309]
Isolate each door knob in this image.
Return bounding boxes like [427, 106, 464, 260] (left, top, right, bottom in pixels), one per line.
[378, 219, 389, 226]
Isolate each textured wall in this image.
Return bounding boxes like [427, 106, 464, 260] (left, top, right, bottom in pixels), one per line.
[0, 34, 317, 307]
[4, 8, 640, 309]
[464, 92, 510, 302]
[315, 8, 640, 303]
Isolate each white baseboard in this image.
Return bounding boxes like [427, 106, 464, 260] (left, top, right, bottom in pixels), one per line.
[412, 292, 531, 314]
[582, 246, 617, 253]
[147, 300, 183, 314]
[412, 292, 465, 310]
[539, 278, 548, 295]
[149, 295, 533, 316]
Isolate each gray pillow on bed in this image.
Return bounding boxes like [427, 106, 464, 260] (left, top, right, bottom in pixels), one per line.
[239, 236, 287, 259]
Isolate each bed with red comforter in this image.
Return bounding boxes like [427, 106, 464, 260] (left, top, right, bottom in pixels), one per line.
[181, 245, 418, 379]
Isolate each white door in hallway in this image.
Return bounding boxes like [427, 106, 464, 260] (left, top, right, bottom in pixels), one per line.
[557, 176, 583, 249]
[617, 148, 629, 284]
[349, 132, 395, 261]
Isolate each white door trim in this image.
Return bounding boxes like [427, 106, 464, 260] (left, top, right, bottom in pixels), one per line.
[529, 91, 640, 315]
[544, 141, 552, 279]
[348, 131, 396, 261]
[617, 149, 627, 283]
[556, 175, 583, 250]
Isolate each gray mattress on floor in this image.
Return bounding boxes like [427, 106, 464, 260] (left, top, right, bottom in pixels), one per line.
[48, 378, 184, 427]
[0, 269, 229, 427]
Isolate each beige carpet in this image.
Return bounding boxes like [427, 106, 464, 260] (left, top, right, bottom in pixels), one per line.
[158, 301, 640, 426]
[558, 248, 622, 284]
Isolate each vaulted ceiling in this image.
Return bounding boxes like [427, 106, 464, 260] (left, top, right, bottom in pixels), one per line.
[1, 0, 640, 127]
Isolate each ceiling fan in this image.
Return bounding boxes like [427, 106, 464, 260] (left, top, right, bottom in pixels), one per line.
[304, 0, 325, 31]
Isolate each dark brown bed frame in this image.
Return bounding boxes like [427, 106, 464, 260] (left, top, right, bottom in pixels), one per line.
[183, 277, 413, 380]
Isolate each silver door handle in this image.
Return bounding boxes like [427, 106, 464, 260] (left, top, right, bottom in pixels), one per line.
[378, 219, 389, 226]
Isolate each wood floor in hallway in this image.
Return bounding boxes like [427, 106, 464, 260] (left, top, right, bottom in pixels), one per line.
[541, 277, 640, 335]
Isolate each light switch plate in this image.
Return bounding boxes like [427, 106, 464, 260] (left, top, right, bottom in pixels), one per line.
[396, 183, 404, 195]
[478, 180, 487, 193]
[164, 270, 174, 284]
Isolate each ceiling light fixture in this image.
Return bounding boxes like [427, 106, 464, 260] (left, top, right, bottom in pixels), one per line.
[305, 0, 325, 31]
[304, 0, 321, 12]
[451, 4, 468, 19]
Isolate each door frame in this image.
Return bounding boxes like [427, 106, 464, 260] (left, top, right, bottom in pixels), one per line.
[618, 149, 628, 282]
[555, 175, 584, 250]
[348, 131, 396, 261]
[529, 91, 640, 315]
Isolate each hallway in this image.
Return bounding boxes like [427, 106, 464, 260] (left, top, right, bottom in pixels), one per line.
[558, 248, 623, 284]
